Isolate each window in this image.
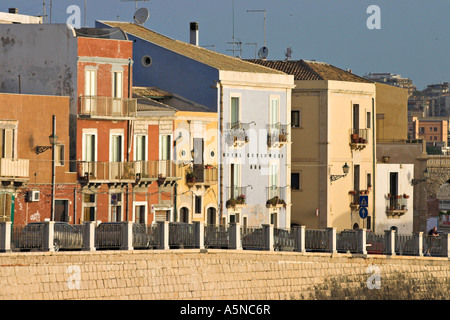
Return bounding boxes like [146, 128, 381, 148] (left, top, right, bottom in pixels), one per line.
[110, 134, 123, 162]
[0, 193, 13, 222]
[82, 193, 96, 221]
[367, 173, 372, 189]
[291, 110, 300, 128]
[269, 163, 278, 199]
[84, 69, 97, 113]
[291, 172, 300, 190]
[230, 163, 240, 198]
[195, 196, 202, 214]
[135, 135, 147, 161]
[55, 144, 65, 166]
[112, 71, 123, 114]
[367, 112, 371, 128]
[230, 97, 240, 128]
[0, 128, 14, 158]
[269, 97, 279, 128]
[110, 193, 122, 222]
[83, 133, 96, 162]
[434, 127, 438, 132]
[180, 207, 189, 223]
[353, 104, 360, 133]
[159, 135, 172, 160]
[134, 204, 146, 224]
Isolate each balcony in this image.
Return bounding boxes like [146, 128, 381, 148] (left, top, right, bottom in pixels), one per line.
[225, 122, 252, 148]
[0, 158, 29, 185]
[267, 124, 289, 148]
[78, 96, 137, 118]
[348, 190, 370, 210]
[386, 194, 408, 217]
[77, 161, 136, 186]
[226, 186, 249, 210]
[185, 165, 218, 188]
[350, 129, 369, 150]
[266, 186, 287, 208]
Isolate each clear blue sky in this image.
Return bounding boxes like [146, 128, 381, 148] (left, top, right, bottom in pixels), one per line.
[2, 0, 449, 90]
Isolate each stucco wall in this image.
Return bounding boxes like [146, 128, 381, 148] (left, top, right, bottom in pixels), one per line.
[0, 250, 448, 300]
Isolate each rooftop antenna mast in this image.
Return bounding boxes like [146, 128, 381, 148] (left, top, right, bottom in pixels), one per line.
[120, 0, 151, 11]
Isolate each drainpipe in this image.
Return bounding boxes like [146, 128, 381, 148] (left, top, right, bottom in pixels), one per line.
[372, 97, 376, 232]
[126, 57, 132, 221]
[218, 81, 224, 225]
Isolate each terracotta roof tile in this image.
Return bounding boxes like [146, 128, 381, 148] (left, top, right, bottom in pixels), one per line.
[246, 59, 372, 83]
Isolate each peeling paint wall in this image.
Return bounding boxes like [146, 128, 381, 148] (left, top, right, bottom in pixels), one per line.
[0, 24, 78, 170]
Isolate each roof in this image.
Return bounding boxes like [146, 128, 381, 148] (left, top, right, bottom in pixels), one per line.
[245, 59, 372, 83]
[133, 87, 213, 113]
[98, 21, 286, 75]
[75, 28, 128, 40]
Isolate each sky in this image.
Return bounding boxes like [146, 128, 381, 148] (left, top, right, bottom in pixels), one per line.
[1, 0, 449, 90]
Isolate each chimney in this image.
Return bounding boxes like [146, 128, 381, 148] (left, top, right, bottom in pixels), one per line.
[190, 22, 199, 46]
[8, 8, 19, 14]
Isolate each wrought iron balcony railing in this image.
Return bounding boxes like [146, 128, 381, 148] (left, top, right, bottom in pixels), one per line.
[267, 123, 289, 147]
[186, 165, 218, 185]
[266, 186, 287, 207]
[350, 129, 370, 150]
[79, 96, 137, 118]
[226, 186, 248, 209]
[386, 194, 408, 216]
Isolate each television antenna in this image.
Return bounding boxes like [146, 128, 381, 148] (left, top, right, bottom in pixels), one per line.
[121, 0, 151, 11]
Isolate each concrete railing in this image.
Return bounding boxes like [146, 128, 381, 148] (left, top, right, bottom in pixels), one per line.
[1, 221, 449, 258]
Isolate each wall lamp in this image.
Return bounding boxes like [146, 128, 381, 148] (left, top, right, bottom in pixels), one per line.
[411, 168, 429, 186]
[330, 163, 350, 183]
[36, 132, 58, 154]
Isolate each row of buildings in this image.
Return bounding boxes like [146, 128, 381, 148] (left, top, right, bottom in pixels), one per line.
[0, 9, 431, 234]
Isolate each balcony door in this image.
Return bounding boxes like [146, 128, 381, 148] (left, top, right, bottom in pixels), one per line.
[110, 134, 123, 179]
[84, 69, 97, 114]
[230, 97, 240, 129]
[353, 104, 360, 134]
[193, 138, 204, 182]
[269, 97, 279, 134]
[269, 163, 278, 199]
[159, 134, 172, 177]
[82, 133, 96, 177]
[0, 128, 14, 159]
[112, 71, 123, 115]
[230, 163, 240, 199]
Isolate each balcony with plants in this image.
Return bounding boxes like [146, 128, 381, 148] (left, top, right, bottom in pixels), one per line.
[225, 121, 251, 148]
[185, 164, 218, 187]
[266, 186, 287, 208]
[386, 193, 409, 217]
[226, 186, 248, 210]
[267, 123, 289, 148]
[350, 128, 370, 151]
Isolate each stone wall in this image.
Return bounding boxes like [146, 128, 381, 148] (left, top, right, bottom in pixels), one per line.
[0, 249, 448, 300]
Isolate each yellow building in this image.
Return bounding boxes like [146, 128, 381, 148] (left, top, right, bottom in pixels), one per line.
[247, 59, 376, 231]
[174, 111, 219, 224]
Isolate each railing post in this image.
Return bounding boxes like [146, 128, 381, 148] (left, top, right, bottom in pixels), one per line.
[158, 221, 170, 250]
[43, 221, 55, 252]
[358, 229, 367, 255]
[82, 221, 96, 251]
[228, 223, 242, 250]
[263, 224, 274, 251]
[384, 229, 396, 256]
[121, 221, 134, 250]
[0, 221, 12, 253]
[417, 232, 423, 257]
[194, 221, 205, 249]
[443, 233, 450, 258]
[295, 226, 306, 253]
[327, 227, 337, 253]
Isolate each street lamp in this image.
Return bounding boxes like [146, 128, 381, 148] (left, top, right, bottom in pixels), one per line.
[330, 163, 350, 183]
[411, 168, 429, 186]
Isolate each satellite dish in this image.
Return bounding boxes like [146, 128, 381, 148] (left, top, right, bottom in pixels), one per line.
[133, 7, 150, 25]
[258, 46, 269, 59]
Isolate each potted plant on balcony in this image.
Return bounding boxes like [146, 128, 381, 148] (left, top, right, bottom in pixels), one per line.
[226, 198, 237, 209]
[205, 164, 213, 170]
[186, 168, 195, 183]
[279, 133, 287, 142]
[349, 190, 357, 195]
[403, 194, 409, 199]
[236, 194, 246, 205]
